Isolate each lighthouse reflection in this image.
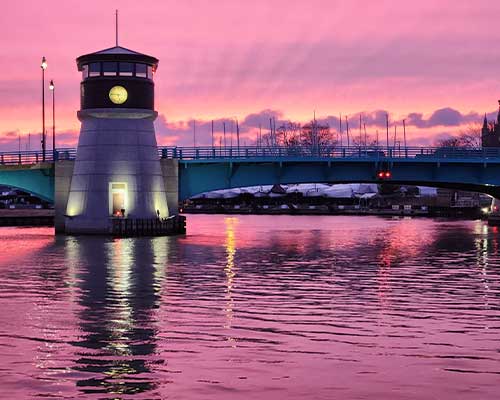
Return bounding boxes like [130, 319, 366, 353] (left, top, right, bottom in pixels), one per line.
[69, 236, 168, 396]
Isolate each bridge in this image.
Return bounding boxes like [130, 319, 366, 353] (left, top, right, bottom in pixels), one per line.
[2, 145, 500, 204]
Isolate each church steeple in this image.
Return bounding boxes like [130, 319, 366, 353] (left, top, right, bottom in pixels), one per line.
[482, 113, 490, 136]
[497, 100, 500, 125]
[481, 100, 500, 148]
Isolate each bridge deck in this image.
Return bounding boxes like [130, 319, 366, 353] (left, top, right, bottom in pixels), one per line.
[1, 146, 500, 165]
[1, 146, 500, 203]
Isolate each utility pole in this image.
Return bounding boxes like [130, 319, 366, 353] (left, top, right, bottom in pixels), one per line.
[193, 119, 196, 148]
[50, 80, 55, 160]
[273, 117, 277, 147]
[223, 121, 226, 153]
[346, 116, 350, 147]
[230, 119, 233, 150]
[403, 119, 407, 149]
[236, 119, 240, 155]
[269, 118, 273, 147]
[339, 113, 342, 147]
[41, 56, 47, 161]
[386, 113, 389, 153]
[364, 123, 367, 148]
[211, 120, 214, 148]
[359, 114, 362, 146]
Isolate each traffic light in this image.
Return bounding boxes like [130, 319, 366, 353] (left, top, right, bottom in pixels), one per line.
[377, 170, 392, 180]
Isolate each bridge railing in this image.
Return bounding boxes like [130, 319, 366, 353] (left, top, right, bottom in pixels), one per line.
[2, 146, 500, 165]
[0, 148, 76, 165]
[158, 146, 500, 160]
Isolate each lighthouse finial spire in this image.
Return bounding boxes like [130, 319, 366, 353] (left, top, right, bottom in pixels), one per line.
[115, 9, 119, 47]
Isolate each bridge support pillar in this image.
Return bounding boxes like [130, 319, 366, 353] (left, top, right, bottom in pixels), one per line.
[54, 160, 74, 234]
[488, 198, 500, 226]
[160, 159, 179, 215]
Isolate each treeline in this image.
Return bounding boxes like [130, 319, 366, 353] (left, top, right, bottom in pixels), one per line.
[258, 119, 381, 150]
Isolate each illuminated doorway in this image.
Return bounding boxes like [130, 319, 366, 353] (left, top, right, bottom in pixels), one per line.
[109, 182, 128, 217]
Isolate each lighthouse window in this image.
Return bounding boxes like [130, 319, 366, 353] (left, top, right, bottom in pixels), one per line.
[82, 64, 89, 79]
[147, 65, 154, 79]
[119, 62, 134, 76]
[89, 62, 101, 77]
[136, 63, 147, 78]
[103, 62, 118, 76]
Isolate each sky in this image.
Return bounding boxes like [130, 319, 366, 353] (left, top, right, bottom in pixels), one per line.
[1, 0, 500, 150]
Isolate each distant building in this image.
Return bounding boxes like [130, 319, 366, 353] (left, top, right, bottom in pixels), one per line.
[481, 101, 500, 147]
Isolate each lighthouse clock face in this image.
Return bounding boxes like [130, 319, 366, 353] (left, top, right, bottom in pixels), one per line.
[109, 86, 128, 105]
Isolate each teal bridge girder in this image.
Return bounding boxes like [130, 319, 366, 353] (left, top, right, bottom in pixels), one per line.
[0, 164, 54, 202]
[2, 146, 500, 203]
[167, 146, 500, 200]
[177, 157, 500, 201]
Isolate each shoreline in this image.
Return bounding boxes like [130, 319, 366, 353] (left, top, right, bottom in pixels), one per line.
[182, 207, 485, 220]
[0, 209, 54, 226]
[0, 207, 488, 228]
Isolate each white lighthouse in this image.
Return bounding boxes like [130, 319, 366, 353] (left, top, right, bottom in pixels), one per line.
[64, 45, 169, 234]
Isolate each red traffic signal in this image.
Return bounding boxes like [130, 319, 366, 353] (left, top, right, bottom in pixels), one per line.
[377, 170, 392, 180]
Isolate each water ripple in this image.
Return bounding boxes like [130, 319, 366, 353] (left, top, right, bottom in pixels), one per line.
[0, 216, 499, 399]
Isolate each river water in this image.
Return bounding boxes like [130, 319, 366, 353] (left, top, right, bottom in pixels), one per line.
[0, 215, 499, 399]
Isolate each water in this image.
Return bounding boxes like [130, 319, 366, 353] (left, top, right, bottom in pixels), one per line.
[0, 215, 499, 399]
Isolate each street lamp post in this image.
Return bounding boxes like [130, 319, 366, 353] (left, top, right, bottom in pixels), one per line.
[41, 57, 47, 162]
[49, 80, 55, 161]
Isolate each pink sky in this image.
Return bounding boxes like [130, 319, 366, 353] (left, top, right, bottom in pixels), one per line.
[1, 0, 500, 150]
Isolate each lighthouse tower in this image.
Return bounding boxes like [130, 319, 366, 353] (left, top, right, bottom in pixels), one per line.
[64, 45, 169, 234]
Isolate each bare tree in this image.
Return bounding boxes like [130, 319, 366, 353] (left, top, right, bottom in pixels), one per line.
[261, 120, 337, 154]
[276, 121, 302, 147]
[457, 122, 482, 148]
[351, 134, 378, 148]
[436, 136, 462, 147]
[300, 120, 336, 150]
[436, 122, 482, 148]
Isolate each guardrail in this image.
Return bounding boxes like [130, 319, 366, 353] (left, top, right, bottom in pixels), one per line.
[2, 146, 500, 166]
[158, 146, 500, 161]
[0, 148, 76, 165]
[110, 215, 186, 237]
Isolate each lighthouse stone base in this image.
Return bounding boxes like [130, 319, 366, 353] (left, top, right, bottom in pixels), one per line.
[63, 109, 170, 235]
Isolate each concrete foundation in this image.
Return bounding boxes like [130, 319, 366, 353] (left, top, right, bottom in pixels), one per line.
[54, 160, 75, 233]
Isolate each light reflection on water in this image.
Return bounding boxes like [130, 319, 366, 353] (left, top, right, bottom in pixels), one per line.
[0, 216, 500, 399]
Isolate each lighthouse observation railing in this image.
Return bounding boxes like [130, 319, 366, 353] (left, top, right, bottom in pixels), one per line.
[2, 146, 500, 166]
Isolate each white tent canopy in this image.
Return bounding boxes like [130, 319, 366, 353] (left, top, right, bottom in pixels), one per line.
[191, 184, 439, 200]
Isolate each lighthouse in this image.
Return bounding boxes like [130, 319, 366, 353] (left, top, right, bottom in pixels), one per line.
[64, 44, 169, 234]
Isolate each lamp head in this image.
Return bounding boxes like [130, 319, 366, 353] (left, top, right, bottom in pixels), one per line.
[41, 56, 47, 70]
[49, 80, 54, 91]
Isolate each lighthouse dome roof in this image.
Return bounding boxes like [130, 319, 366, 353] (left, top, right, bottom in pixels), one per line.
[76, 45, 158, 70]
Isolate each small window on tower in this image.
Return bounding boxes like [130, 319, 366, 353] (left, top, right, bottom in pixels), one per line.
[147, 65, 154, 79]
[89, 62, 101, 77]
[103, 62, 118, 76]
[135, 63, 147, 78]
[82, 65, 89, 79]
[119, 62, 134, 76]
